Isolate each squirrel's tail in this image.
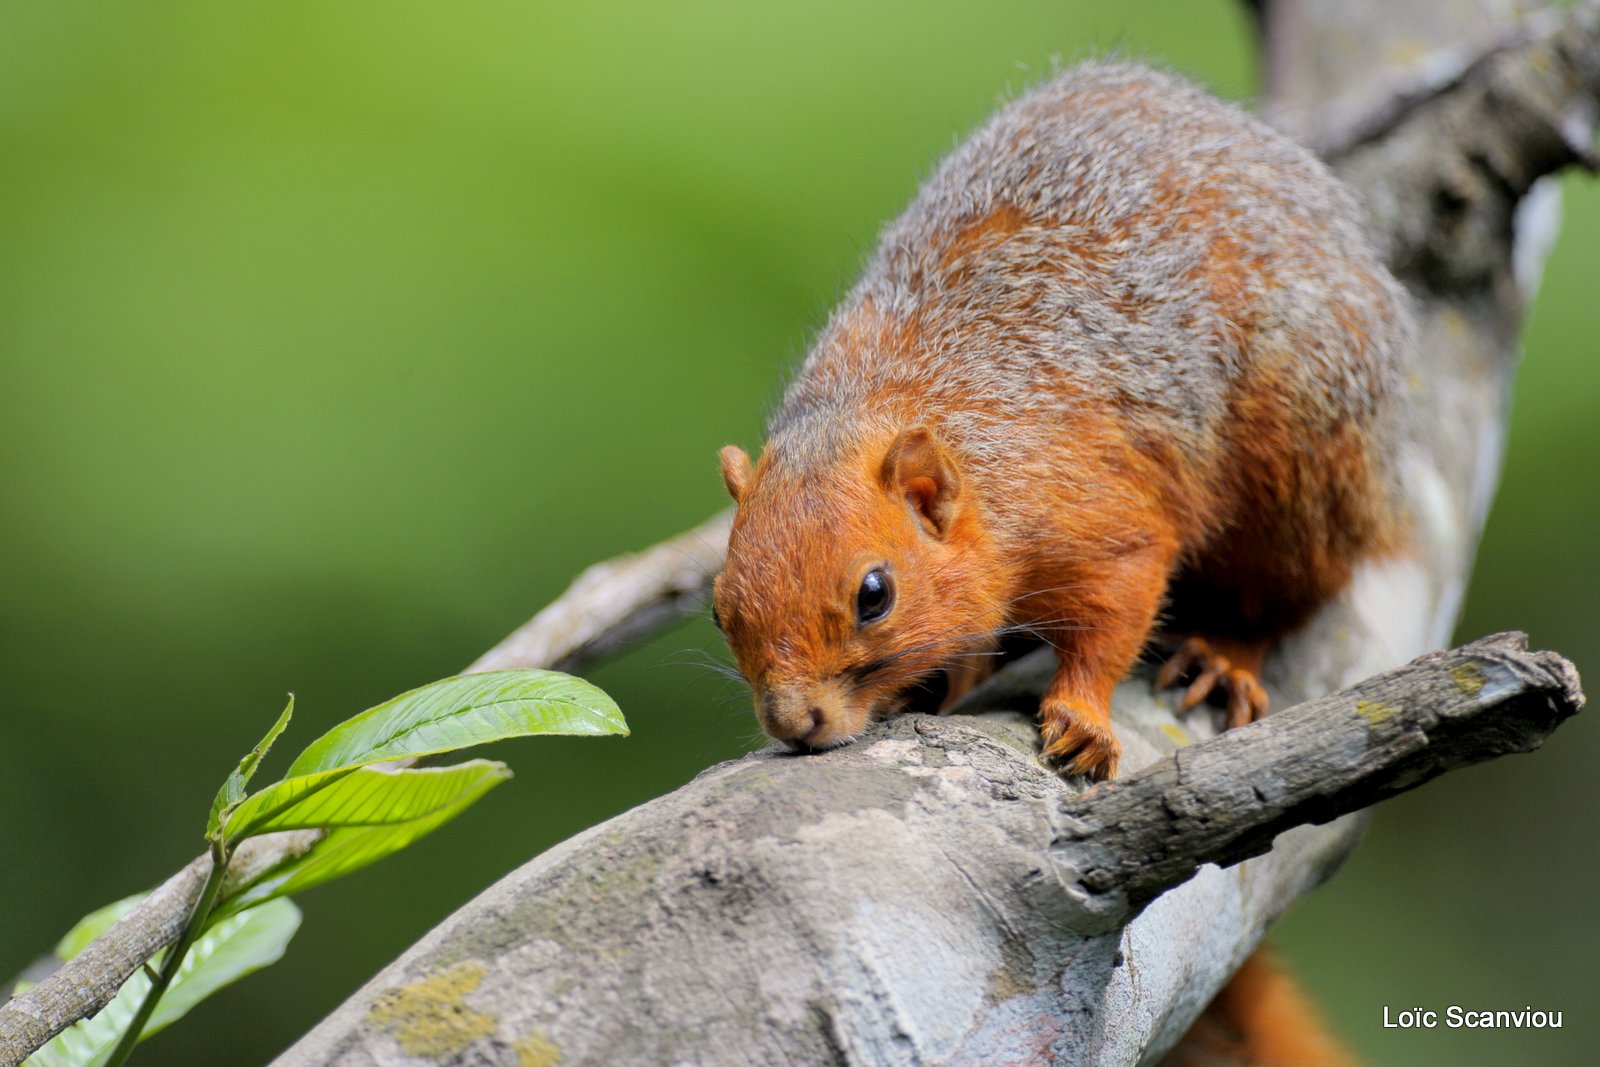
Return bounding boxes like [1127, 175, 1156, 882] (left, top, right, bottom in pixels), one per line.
[1159, 948, 1360, 1067]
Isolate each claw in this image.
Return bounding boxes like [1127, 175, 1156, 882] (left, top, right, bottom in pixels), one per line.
[1182, 660, 1226, 711]
[1224, 669, 1269, 729]
[1038, 702, 1120, 781]
[1155, 640, 1203, 691]
[1155, 636, 1271, 728]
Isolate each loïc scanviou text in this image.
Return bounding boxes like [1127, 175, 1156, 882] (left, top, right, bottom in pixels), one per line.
[1382, 1006, 1563, 1029]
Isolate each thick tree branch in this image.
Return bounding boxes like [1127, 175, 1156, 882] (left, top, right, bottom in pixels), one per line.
[1254, 0, 1581, 155]
[1332, 1, 1600, 288]
[1056, 633, 1582, 925]
[265, 636, 1582, 1066]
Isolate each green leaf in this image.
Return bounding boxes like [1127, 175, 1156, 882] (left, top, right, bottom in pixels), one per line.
[206, 695, 295, 840]
[214, 768, 504, 918]
[224, 760, 510, 839]
[284, 670, 625, 778]
[21, 900, 300, 1067]
[143, 898, 300, 1033]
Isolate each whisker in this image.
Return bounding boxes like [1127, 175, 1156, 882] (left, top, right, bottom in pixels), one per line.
[663, 649, 751, 687]
[662, 640, 749, 676]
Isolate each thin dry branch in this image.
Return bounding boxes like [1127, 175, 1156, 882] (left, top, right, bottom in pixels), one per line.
[466, 510, 730, 675]
[0, 831, 322, 1066]
[1, 858, 207, 1064]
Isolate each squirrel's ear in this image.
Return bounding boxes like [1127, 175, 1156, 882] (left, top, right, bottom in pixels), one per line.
[719, 445, 753, 504]
[881, 426, 959, 537]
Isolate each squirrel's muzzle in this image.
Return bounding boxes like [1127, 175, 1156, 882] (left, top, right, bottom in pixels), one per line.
[758, 678, 866, 751]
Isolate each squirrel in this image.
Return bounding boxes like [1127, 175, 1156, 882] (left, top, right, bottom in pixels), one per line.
[710, 61, 1412, 783]
[712, 61, 1393, 1064]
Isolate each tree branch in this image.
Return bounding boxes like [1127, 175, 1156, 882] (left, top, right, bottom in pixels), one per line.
[264, 636, 1581, 1066]
[0, 831, 321, 1067]
[1332, 1, 1600, 288]
[1056, 633, 1582, 925]
[465, 510, 730, 676]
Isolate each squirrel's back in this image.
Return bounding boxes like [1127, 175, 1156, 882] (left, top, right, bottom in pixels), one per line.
[769, 61, 1412, 632]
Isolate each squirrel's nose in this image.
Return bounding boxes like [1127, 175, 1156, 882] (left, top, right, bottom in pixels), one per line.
[755, 688, 813, 742]
[757, 683, 860, 750]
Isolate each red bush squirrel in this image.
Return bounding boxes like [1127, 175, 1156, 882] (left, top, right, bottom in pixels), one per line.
[713, 62, 1397, 1064]
[711, 62, 1411, 783]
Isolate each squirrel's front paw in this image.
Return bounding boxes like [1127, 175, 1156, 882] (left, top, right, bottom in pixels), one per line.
[1038, 703, 1120, 781]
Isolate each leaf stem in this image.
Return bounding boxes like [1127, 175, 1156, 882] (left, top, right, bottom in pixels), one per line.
[102, 840, 231, 1067]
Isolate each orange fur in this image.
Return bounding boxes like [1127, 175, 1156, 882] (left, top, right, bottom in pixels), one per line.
[713, 63, 1411, 780]
[1161, 950, 1361, 1067]
[716, 421, 1016, 749]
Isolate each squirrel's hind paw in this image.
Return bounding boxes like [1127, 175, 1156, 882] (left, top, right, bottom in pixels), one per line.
[1155, 636, 1270, 730]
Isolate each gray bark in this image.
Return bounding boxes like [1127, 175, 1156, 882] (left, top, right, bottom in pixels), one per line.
[271, 637, 1580, 1067]
[267, 3, 1599, 1066]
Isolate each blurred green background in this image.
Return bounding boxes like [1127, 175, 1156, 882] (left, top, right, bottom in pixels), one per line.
[1, 2, 1594, 1064]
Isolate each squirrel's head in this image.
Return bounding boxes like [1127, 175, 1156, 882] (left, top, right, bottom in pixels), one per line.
[712, 424, 1004, 750]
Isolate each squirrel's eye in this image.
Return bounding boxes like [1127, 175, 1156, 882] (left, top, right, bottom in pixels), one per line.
[856, 567, 894, 626]
[710, 604, 725, 632]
